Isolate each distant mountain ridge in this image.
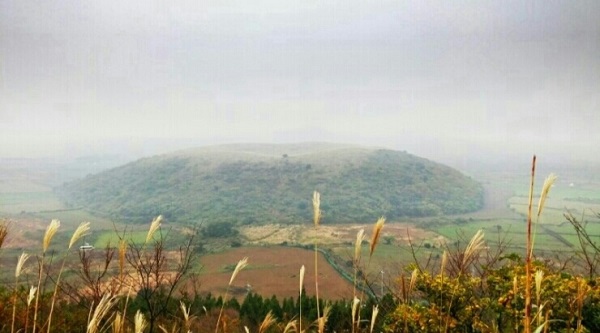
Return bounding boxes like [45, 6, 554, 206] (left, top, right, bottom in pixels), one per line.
[56, 143, 484, 224]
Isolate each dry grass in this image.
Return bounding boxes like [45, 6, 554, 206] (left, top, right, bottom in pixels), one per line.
[369, 217, 385, 259]
[216, 257, 249, 333]
[299, 264, 305, 333]
[258, 311, 276, 333]
[316, 305, 330, 333]
[15, 252, 30, 278]
[0, 219, 8, 249]
[87, 294, 118, 333]
[12, 251, 31, 333]
[537, 173, 558, 218]
[33, 219, 61, 333]
[354, 228, 365, 265]
[239, 222, 437, 247]
[462, 229, 485, 268]
[312, 191, 321, 227]
[312, 190, 322, 321]
[69, 221, 91, 249]
[229, 257, 249, 285]
[370, 305, 379, 333]
[134, 310, 147, 333]
[112, 313, 123, 333]
[42, 219, 60, 253]
[145, 215, 162, 244]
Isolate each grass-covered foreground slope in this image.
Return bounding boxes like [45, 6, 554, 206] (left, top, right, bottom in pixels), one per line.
[56, 143, 483, 224]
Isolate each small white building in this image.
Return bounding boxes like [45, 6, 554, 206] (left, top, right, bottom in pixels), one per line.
[79, 242, 94, 251]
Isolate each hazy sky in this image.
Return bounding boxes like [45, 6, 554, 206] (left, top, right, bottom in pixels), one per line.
[1, 1, 599, 163]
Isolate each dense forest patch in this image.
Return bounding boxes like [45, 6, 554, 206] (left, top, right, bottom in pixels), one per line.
[56, 143, 483, 224]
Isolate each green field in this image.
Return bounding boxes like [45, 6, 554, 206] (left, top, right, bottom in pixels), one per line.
[93, 230, 149, 248]
[0, 191, 64, 214]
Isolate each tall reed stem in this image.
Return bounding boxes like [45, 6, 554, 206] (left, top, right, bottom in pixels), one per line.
[216, 257, 248, 333]
[47, 222, 90, 333]
[33, 219, 60, 333]
[524, 155, 536, 333]
[12, 252, 30, 333]
[312, 191, 322, 320]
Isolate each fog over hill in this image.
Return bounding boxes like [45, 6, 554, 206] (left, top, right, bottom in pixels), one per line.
[1, 1, 598, 168]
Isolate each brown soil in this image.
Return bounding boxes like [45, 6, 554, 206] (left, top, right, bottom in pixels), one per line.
[1, 216, 48, 249]
[192, 246, 353, 300]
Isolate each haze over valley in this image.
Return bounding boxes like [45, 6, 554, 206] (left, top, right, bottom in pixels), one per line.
[1, 0, 600, 293]
[1, 2, 600, 331]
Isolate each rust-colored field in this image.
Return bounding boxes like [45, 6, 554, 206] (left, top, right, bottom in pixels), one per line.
[194, 246, 353, 300]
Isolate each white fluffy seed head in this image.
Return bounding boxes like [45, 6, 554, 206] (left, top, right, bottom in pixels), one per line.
[43, 219, 60, 253]
[229, 257, 249, 285]
[69, 221, 91, 249]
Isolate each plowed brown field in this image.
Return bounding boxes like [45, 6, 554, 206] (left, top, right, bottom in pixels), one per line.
[194, 246, 353, 300]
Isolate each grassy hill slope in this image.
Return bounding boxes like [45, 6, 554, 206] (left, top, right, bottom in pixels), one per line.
[56, 143, 483, 224]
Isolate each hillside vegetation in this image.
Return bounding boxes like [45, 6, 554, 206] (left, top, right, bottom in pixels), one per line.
[56, 143, 483, 224]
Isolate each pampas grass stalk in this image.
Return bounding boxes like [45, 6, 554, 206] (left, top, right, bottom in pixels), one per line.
[351, 297, 360, 332]
[462, 229, 485, 270]
[577, 278, 588, 332]
[43, 219, 60, 253]
[283, 320, 297, 333]
[69, 222, 91, 249]
[33, 219, 60, 333]
[180, 301, 192, 332]
[28, 286, 37, 306]
[25, 286, 37, 333]
[229, 256, 248, 285]
[16, 252, 30, 278]
[312, 191, 321, 228]
[513, 276, 519, 332]
[12, 252, 30, 333]
[408, 268, 418, 302]
[369, 217, 385, 260]
[353, 218, 385, 333]
[354, 229, 365, 266]
[47, 222, 91, 333]
[258, 311, 276, 333]
[353, 229, 365, 307]
[444, 230, 485, 333]
[370, 305, 379, 333]
[316, 305, 331, 333]
[524, 155, 536, 333]
[440, 250, 448, 275]
[87, 293, 117, 333]
[530, 174, 557, 257]
[119, 286, 133, 333]
[537, 173, 557, 218]
[216, 257, 248, 333]
[299, 265, 305, 333]
[118, 239, 127, 282]
[534, 270, 544, 327]
[534, 270, 543, 308]
[524, 159, 556, 333]
[146, 215, 163, 244]
[112, 313, 123, 333]
[115, 216, 160, 333]
[312, 191, 322, 320]
[438, 250, 448, 333]
[134, 310, 148, 333]
[0, 220, 8, 250]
